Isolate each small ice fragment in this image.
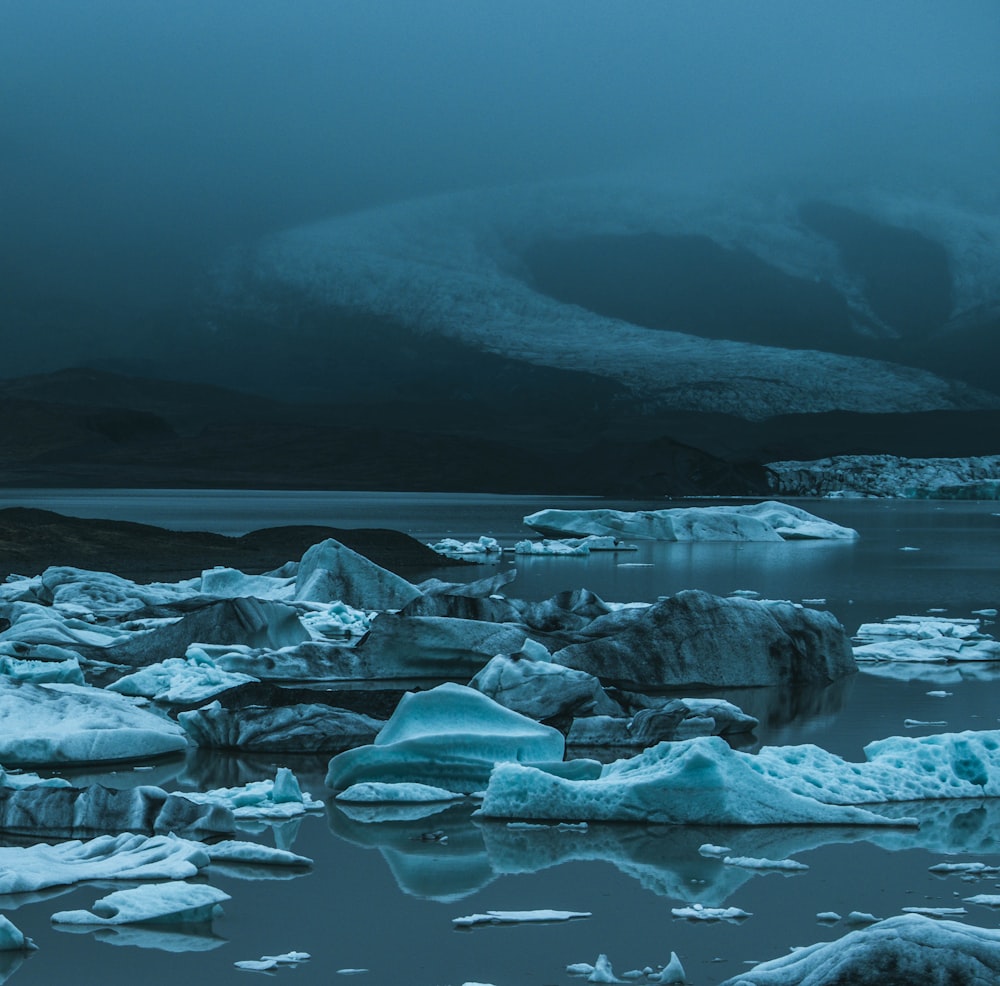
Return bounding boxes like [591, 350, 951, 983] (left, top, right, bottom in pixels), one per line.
[453, 909, 590, 928]
[926, 691, 952, 698]
[802, 598, 826, 605]
[901, 906, 967, 917]
[900, 546, 920, 551]
[845, 911, 879, 924]
[964, 894, 1000, 906]
[0, 915, 37, 951]
[929, 862, 1000, 875]
[649, 951, 686, 983]
[260, 951, 310, 963]
[235, 959, 277, 971]
[722, 855, 808, 871]
[973, 609, 998, 617]
[336, 971, 369, 977]
[671, 904, 751, 922]
[816, 911, 841, 923]
[588, 954, 620, 983]
[904, 719, 947, 727]
[698, 844, 732, 858]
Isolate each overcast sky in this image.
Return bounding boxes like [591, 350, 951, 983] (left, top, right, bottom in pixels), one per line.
[3, 0, 998, 362]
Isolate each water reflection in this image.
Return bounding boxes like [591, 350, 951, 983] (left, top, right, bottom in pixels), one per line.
[324, 798, 1000, 909]
[0, 952, 32, 984]
[53, 923, 226, 954]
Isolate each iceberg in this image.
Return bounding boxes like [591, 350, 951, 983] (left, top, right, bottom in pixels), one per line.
[479, 736, 912, 826]
[452, 909, 590, 927]
[294, 538, 422, 610]
[178, 701, 383, 751]
[0, 780, 234, 838]
[107, 653, 259, 704]
[469, 643, 619, 721]
[0, 679, 188, 764]
[0, 833, 210, 894]
[716, 914, 1000, 985]
[523, 501, 857, 541]
[513, 536, 634, 556]
[482, 729, 1000, 825]
[427, 536, 502, 557]
[0, 654, 84, 685]
[0, 916, 35, 952]
[51, 882, 230, 925]
[552, 590, 856, 689]
[853, 614, 1000, 664]
[325, 682, 579, 794]
[176, 767, 324, 820]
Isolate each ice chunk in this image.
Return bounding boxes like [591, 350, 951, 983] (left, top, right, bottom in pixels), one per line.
[671, 904, 751, 921]
[0, 679, 188, 764]
[51, 882, 230, 925]
[0, 654, 84, 685]
[0, 915, 36, 951]
[0, 833, 210, 894]
[716, 914, 1000, 985]
[108, 654, 258, 704]
[524, 501, 857, 541]
[178, 767, 323, 820]
[428, 536, 502, 556]
[336, 782, 462, 803]
[295, 538, 422, 610]
[722, 855, 808, 871]
[453, 909, 590, 927]
[326, 682, 573, 794]
[179, 701, 383, 752]
[479, 735, 938, 825]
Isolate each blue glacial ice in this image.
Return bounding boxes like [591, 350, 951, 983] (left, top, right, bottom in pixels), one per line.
[51, 881, 230, 925]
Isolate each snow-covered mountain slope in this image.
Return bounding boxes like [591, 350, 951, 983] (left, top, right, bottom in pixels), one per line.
[224, 175, 1000, 420]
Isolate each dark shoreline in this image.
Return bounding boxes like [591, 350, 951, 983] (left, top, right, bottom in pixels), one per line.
[0, 507, 459, 583]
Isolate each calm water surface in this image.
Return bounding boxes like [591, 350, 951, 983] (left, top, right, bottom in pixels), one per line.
[2, 491, 999, 985]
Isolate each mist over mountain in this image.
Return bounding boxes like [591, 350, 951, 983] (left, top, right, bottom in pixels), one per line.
[3, 2, 999, 491]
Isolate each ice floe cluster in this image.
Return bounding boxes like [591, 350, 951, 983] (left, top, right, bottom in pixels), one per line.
[1, 502, 999, 982]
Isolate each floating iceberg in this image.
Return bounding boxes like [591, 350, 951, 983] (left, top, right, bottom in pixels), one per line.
[179, 701, 383, 751]
[51, 882, 230, 925]
[108, 653, 259, 704]
[482, 729, 1000, 825]
[716, 914, 1000, 985]
[453, 909, 590, 927]
[0, 833, 210, 894]
[479, 736, 913, 826]
[513, 536, 634, 556]
[325, 682, 582, 794]
[552, 590, 856, 689]
[176, 767, 324, 820]
[294, 538, 422, 610]
[428, 536, 502, 556]
[0, 679, 188, 765]
[853, 615, 1000, 663]
[0, 916, 35, 952]
[524, 501, 857, 541]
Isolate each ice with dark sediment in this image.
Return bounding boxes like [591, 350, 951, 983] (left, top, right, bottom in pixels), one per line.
[716, 914, 1000, 985]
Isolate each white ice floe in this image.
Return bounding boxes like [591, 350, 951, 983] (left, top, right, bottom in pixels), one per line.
[853, 614, 1000, 664]
[453, 909, 590, 927]
[177, 767, 323, 820]
[929, 861, 1000, 876]
[716, 914, 1000, 985]
[0, 679, 188, 764]
[901, 906, 967, 917]
[513, 536, 635, 556]
[482, 729, 1000, 825]
[203, 841, 312, 867]
[428, 536, 502, 557]
[326, 682, 578, 794]
[671, 903, 751, 921]
[524, 501, 857, 542]
[0, 654, 84, 685]
[722, 855, 808, 872]
[107, 652, 258, 704]
[51, 882, 230, 925]
[336, 782, 463, 803]
[235, 951, 310, 971]
[964, 894, 1000, 907]
[0, 916, 36, 951]
[0, 833, 210, 894]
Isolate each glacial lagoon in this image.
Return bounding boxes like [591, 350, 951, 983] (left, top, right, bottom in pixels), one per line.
[1, 492, 999, 984]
